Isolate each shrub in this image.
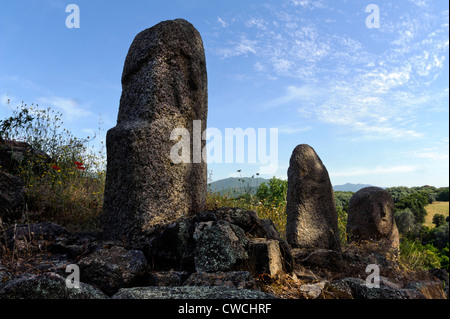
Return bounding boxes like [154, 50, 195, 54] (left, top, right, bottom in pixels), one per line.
[0, 102, 105, 231]
[394, 208, 421, 237]
[432, 214, 446, 227]
[436, 187, 449, 202]
[399, 239, 441, 271]
[395, 191, 429, 224]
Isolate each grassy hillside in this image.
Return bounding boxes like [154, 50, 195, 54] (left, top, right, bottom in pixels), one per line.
[424, 201, 449, 228]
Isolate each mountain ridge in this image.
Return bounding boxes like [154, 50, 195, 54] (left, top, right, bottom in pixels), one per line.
[208, 178, 380, 193]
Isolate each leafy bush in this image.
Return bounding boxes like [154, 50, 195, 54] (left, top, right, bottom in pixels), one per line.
[395, 191, 430, 224]
[0, 102, 105, 231]
[436, 187, 449, 201]
[395, 208, 421, 237]
[256, 177, 287, 207]
[399, 239, 442, 270]
[432, 214, 446, 227]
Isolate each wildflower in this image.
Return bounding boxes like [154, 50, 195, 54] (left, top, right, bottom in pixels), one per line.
[75, 161, 85, 170]
[52, 165, 60, 171]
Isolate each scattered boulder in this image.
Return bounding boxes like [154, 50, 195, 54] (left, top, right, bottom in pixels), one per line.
[322, 277, 446, 299]
[299, 280, 328, 299]
[0, 138, 52, 176]
[193, 220, 248, 272]
[112, 286, 276, 299]
[0, 171, 26, 223]
[249, 239, 283, 277]
[144, 218, 194, 271]
[347, 187, 399, 250]
[144, 207, 294, 276]
[102, 18, 208, 245]
[184, 271, 257, 289]
[285, 144, 340, 251]
[0, 272, 107, 299]
[148, 271, 190, 287]
[295, 249, 345, 272]
[78, 246, 148, 296]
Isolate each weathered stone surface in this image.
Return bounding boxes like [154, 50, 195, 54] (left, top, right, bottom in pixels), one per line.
[0, 171, 26, 223]
[0, 272, 107, 299]
[297, 249, 344, 272]
[148, 271, 190, 287]
[78, 246, 148, 295]
[102, 18, 208, 244]
[112, 286, 276, 299]
[184, 271, 256, 289]
[286, 144, 340, 251]
[322, 277, 443, 299]
[249, 238, 283, 277]
[145, 218, 194, 271]
[0, 138, 52, 176]
[193, 220, 248, 272]
[347, 187, 399, 249]
[299, 280, 328, 299]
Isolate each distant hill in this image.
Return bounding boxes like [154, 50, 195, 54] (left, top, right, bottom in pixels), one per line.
[208, 177, 270, 195]
[333, 183, 380, 192]
[209, 179, 380, 196]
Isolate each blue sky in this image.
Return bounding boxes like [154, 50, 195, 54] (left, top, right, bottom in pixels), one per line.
[0, 0, 448, 187]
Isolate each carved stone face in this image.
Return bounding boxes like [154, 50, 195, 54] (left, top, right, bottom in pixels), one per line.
[347, 187, 396, 242]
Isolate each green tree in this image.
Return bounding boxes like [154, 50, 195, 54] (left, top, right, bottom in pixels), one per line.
[436, 187, 449, 201]
[395, 191, 429, 224]
[256, 177, 288, 207]
[395, 208, 420, 237]
[432, 214, 446, 227]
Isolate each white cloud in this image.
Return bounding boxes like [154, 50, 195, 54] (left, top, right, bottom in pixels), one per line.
[213, 1, 448, 141]
[216, 36, 258, 58]
[245, 18, 267, 30]
[217, 17, 228, 28]
[37, 96, 93, 121]
[290, 0, 326, 9]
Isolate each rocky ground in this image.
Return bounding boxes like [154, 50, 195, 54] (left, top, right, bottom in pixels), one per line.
[0, 207, 448, 299]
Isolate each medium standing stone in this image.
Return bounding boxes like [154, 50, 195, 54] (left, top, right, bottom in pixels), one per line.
[102, 19, 208, 243]
[346, 187, 399, 249]
[286, 144, 340, 251]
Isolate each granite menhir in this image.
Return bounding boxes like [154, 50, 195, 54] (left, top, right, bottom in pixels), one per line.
[102, 19, 207, 244]
[285, 144, 341, 251]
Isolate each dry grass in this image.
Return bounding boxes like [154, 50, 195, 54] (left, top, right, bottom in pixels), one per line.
[424, 201, 449, 228]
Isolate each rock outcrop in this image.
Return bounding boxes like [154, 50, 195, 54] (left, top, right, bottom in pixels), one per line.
[0, 171, 26, 223]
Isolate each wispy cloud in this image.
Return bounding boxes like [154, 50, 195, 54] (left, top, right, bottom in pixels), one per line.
[217, 17, 228, 28]
[215, 35, 258, 58]
[37, 96, 93, 121]
[212, 1, 448, 141]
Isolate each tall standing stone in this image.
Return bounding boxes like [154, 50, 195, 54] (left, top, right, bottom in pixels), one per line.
[347, 187, 399, 249]
[102, 19, 208, 243]
[286, 144, 340, 251]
